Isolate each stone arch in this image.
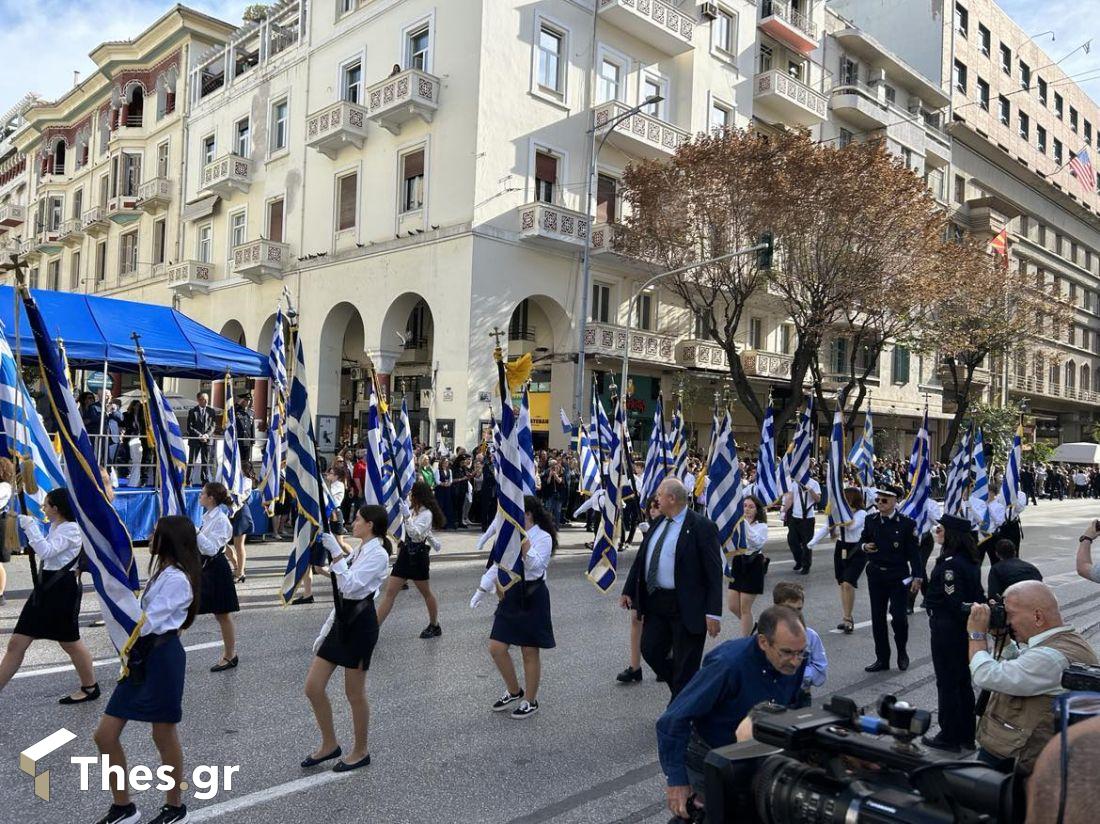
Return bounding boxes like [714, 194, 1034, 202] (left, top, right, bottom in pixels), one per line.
[318, 302, 367, 447]
[1082, 363, 1091, 393]
[220, 319, 246, 347]
[381, 292, 436, 445]
[507, 293, 572, 355]
[1066, 360, 1076, 390]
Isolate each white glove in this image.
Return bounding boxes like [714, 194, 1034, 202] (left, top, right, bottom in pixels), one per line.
[399, 500, 412, 518]
[470, 587, 490, 609]
[17, 515, 40, 535]
[320, 532, 342, 560]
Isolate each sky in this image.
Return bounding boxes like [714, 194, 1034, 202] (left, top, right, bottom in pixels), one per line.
[997, 0, 1100, 103]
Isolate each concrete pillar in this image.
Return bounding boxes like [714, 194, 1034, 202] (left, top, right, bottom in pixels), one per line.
[253, 377, 269, 428]
[366, 348, 402, 401]
[120, 103, 129, 127]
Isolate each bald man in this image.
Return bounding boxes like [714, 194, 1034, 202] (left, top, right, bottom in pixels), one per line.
[968, 581, 1098, 774]
[1027, 716, 1100, 824]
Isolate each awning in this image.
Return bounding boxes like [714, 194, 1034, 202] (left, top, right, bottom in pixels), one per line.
[181, 194, 220, 221]
[0, 286, 269, 378]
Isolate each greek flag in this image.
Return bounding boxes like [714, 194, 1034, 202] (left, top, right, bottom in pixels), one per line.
[488, 356, 527, 590]
[669, 401, 689, 483]
[0, 319, 63, 520]
[694, 401, 721, 502]
[785, 396, 814, 487]
[900, 409, 932, 534]
[20, 287, 143, 661]
[518, 384, 537, 496]
[943, 425, 972, 517]
[393, 399, 416, 498]
[281, 337, 323, 603]
[137, 352, 186, 518]
[998, 424, 1023, 519]
[706, 411, 747, 571]
[578, 421, 601, 496]
[848, 404, 874, 487]
[592, 384, 612, 467]
[588, 397, 626, 591]
[559, 407, 573, 436]
[971, 427, 992, 532]
[260, 306, 288, 513]
[218, 374, 246, 510]
[639, 395, 669, 503]
[825, 410, 853, 528]
[755, 405, 780, 505]
[364, 392, 404, 538]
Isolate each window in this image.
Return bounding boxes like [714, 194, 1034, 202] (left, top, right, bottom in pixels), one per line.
[271, 99, 288, 152]
[1087, 120, 1093, 145]
[534, 150, 557, 203]
[780, 324, 793, 354]
[229, 210, 246, 252]
[1000, 43, 1011, 74]
[634, 292, 654, 330]
[1038, 77, 1048, 106]
[590, 283, 610, 323]
[892, 346, 911, 383]
[341, 59, 362, 103]
[336, 171, 358, 231]
[202, 134, 216, 165]
[787, 60, 805, 81]
[998, 95, 1010, 125]
[1071, 107, 1079, 133]
[596, 173, 617, 223]
[1054, 92, 1064, 118]
[758, 43, 773, 73]
[642, 75, 665, 117]
[536, 25, 563, 94]
[338, 0, 356, 15]
[47, 196, 63, 231]
[840, 56, 858, 86]
[1054, 138, 1064, 165]
[979, 24, 990, 56]
[748, 317, 763, 349]
[953, 60, 967, 94]
[712, 7, 735, 54]
[152, 218, 166, 265]
[977, 77, 990, 110]
[1019, 60, 1030, 90]
[406, 25, 430, 71]
[955, 3, 968, 37]
[98, 175, 109, 207]
[267, 197, 285, 243]
[197, 223, 212, 263]
[156, 141, 169, 178]
[902, 147, 913, 169]
[838, 128, 853, 148]
[884, 85, 896, 105]
[1018, 110, 1029, 140]
[401, 149, 425, 213]
[234, 118, 250, 157]
[954, 173, 966, 204]
[119, 230, 138, 275]
[598, 58, 622, 103]
[709, 100, 732, 131]
[1037, 124, 1046, 153]
[119, 153, 140, 197]
[47, 259, 60, 291]
[70, 251, 81, 291]
[72, 189, 83, 220]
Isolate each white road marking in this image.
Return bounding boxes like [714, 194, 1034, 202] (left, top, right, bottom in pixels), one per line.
[187, 771, 353, 820]
[829, 609, 925, 634]
[12, 641, 225, 680]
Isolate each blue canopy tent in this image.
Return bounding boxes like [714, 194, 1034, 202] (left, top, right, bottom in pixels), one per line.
[0, 286, 269, 378]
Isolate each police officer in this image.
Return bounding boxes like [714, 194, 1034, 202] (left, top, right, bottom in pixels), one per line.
[859, 485, 923, 672]
[922, 513, 984, 752]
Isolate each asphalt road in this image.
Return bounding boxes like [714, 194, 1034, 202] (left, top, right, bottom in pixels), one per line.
[3, 498, 1100, 824]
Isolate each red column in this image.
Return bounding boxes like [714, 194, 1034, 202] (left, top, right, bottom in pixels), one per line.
[119, 103, 129, 127]
[40, 156, 48, 176]
[46, 155, 54, 175]
[253, 378, 269, 431]
[375, 372, 391, 402]
[110, 108, 119, 130]
[212, 379, 226, 413]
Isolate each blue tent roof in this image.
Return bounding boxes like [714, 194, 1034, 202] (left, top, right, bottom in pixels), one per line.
[0, 287, 269, 378]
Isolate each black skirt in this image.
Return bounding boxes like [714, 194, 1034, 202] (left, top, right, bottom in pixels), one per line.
[317, 597, 379, 670]
[833, 541, 867, 587]
[727, 553, 767, 595]
[105, 633, 185, 724]
[491, 579, 555, 649]
[391, 541, 430, 581]
[14, 568, 82, 642]
[198, 552, 240, 615]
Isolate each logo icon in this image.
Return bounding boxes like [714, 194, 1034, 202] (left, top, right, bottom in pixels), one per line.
[20, 728, 77, 800]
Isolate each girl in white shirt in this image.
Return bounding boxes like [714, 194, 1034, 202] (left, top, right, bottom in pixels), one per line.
[0, 488, 99, 704]
[93, 515, 201, 824]
[726, 495, 771, 637]
[303, 504, 391, 773]
[831, 487, 870, 634]
[197, 482, 240, 673]
[376, 480, 446, 637]
[471, 496, 557, 720]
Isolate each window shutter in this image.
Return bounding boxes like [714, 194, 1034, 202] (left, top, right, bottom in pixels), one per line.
[403, 150, 425, 180]
[338, 174, 357, 230]
[535, 151, 557, 183]
[268, 199, 284, 242]
[596, 174, 617, 223]
[893, 346, 911, 384]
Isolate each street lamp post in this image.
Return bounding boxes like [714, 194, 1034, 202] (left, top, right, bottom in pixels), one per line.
[572, 94, 664, 423]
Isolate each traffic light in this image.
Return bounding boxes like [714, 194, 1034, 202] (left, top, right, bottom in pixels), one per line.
[757, 232, 774, 270]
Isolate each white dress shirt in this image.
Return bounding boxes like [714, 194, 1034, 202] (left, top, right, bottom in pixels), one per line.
[328, 479, 345, 508]
[331, 537, 390, 599]
[404, 508, 435, 544]
[809, 508, 866, 547]
[745, 521, 769, 553]
[0, 481, 11, 511]
[197, 505, 233, 557]
[788, 479, 822, 518]
[647, 508, 688, 590]
[970, 626, 1078, 696]
[478, 524, 554, 590]
[23, 520, 83, 570]
[140, 566, 194, 636]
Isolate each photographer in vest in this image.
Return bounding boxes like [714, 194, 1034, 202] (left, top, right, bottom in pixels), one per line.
[967, 580, 1098, 775]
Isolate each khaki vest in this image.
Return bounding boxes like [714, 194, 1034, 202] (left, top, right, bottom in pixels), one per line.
[977, 629, 1098, 774]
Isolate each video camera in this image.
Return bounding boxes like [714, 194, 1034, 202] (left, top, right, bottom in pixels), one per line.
[961, 599, 1007, 630]
[703, 695, 1018, 824]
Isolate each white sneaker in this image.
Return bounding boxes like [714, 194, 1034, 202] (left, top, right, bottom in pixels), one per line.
[510, 700, 539, 719]
[491, 688, 523, 712]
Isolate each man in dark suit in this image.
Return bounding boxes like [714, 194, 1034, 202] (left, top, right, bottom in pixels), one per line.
[622, 478, 723, 698]
[186, 392, 216, 484]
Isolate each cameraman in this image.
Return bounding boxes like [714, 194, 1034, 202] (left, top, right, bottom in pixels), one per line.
[655, 606, 807, 821]
[968, 581, 1099, 775]
[1074, 519, 1100, 583]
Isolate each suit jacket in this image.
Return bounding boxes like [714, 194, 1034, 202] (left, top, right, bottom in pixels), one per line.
[623, 507, 723, 635]
[187, 405, 215, 439]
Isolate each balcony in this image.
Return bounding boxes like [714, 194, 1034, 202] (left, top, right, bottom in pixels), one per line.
[35, 229, 62, 255]
[1008, 374, 1100, 406]
[200, 153, 251, 197]
[964, 196, 1013, 240]
[937, 357, 991, 388]
[758, 1, 819, 57]
[596, 0, 694, 55]
[517, 201, 590, 250]
[58, 218, 84, 248]
[583, 322, 676, 366]
[166, 261, 214, 297]
[82, 206, 110, 237]
[107, 194, 141, 225]
[591, 222, 620, 255]
[829, 83, 891, 131]
[0, 203, 25, 229]
[19, 237, 39, 261]
[0, 237, 18, 258]
[137, 177, 172, 213]
[754, 69, 827, 127]
[232, 239, 291, 283]
[741, 350, 794, 380]
[677, 339, 730, 372]
[593, 100, 689, 160]
[366, 68, 440, 136]
[306, 100, 369, 159]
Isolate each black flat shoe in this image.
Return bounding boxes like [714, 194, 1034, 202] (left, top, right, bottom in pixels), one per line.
[333, 753, 371, 772]
[898, 654, 910, 671]
[616, 666, 643, 684]
[301, 746, 342, 768]
[922, 734, 961, 753]
[864, 660, 890, 673]
[419, 624, 442, 639]
[293, 595, 315, 605]
[211, 655, 239, 672]
[59, 683, 101, 704]
[799, 566, 811, 576]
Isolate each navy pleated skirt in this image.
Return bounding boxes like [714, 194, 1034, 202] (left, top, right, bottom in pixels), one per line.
[106, 634, 186, 724]
[491, 579, 556, 649]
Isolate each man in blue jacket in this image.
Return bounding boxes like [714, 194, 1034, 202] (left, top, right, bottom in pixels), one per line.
[656, 605, 807, 821]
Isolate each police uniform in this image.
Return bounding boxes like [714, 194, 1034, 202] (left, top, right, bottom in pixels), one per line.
[923, 516, 984, 749]
[858, 490, 922, 670]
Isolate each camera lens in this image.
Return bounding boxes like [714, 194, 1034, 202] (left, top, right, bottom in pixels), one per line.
[754, 755, 851, 824]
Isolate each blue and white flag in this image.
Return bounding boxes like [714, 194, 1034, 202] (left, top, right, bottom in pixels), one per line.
[488, 356, 527, 591]
[578, 422, 601, 496]
[559, 407, 573, 436]
[20, 287, 143, 662]
[971, 427, 992, 532]
[588, 396, 626, 591]
[137, 353, 186, 518]
[825, 410, 853, 529]
[943, 425, 972, 518]
[518, 384, 537, 496]
[592, 383, 612, 468]
[0, 319, 63, 520]
[706, 411, 747, 571]
[218, 374, 245, 510]
[668, 401, 689, 484]
[901, 408, 932, 534]
[784, 396, 814, 488]
[998, 424, 1023, 519]
[755, 405, 780, 506]
[639, 395, 669, 504]
[364, 392, 404, 538]
[393, 399, 416, 498]
[261, 306, 288, 514]
[281, 336, 323, 603]
[848, 403, 875, 487]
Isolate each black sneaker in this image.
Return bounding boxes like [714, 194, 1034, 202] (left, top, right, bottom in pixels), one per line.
[921, 734, 962, 753]
[616, 666, 642, 684]
[418, 624, 442, 639]
[292, 595, 315, 605]
[510, 700, 539, 719]
[148, 804, 188, 824]
[491, 688, 524, 712]
[94, 803, 140, 824]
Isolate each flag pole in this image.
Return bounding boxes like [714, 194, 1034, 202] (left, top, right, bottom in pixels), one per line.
[10, 268, 40, 590]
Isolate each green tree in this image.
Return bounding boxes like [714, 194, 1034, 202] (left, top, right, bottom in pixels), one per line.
[967, 401, 1024, 463]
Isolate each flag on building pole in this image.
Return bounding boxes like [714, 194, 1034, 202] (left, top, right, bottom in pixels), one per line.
[848, 404, 875, 487]
[1069, 148, 1097, 193]
[756, 405, 780, 506]
[19, 285, 143, 663]
[588, 395, 626, 591]
[998, 424, 1023, 519]
[392, 399, 416, 498]
[578, 422, 601, 496]
[281, 337, 323, 603]
[989, 228, 1009, 260]
[971, 427, 992, 532]
[706, 410, 747, 572]
[901, 408, 932, 534]
[825, 409, 854, 529]
[518, 383, 537, 496]
[136, 348, 186, 518]
[260, 305, 288, 513]
[363, 391, 404, 538]
[218, 374, 245, 510]
[487, 350, 527, 590]
[943, 425, 972, 518]
[639, 394, 669, 503]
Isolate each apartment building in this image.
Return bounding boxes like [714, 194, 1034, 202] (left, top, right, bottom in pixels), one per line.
[0, 95, 40, 264]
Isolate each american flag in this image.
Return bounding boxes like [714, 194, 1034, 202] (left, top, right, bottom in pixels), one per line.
[1068, 148, 1096, 193]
